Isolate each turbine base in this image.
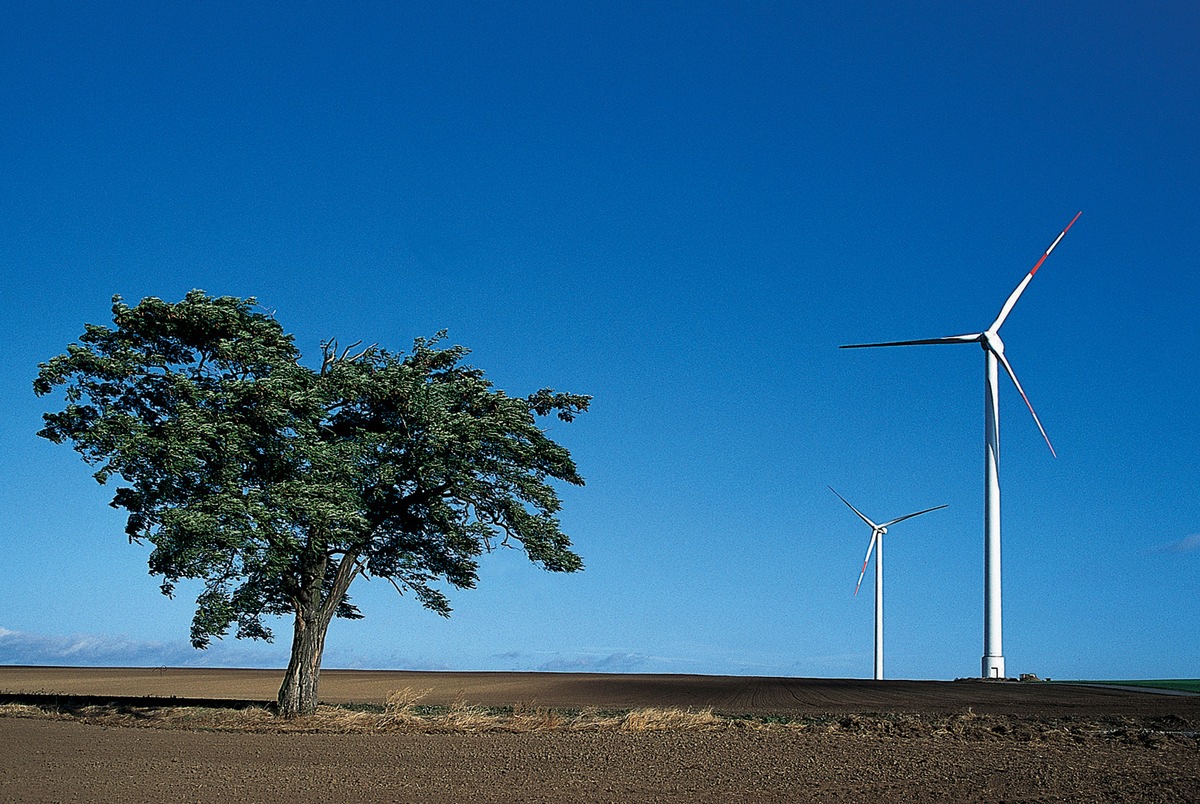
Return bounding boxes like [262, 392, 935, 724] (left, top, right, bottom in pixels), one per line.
[982, 655, 1006, 679]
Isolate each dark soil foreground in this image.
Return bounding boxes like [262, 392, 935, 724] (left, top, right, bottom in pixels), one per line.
[2, 666, 1199, 802]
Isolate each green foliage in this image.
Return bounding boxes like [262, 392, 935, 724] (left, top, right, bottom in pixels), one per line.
[35, 291, 589, 650]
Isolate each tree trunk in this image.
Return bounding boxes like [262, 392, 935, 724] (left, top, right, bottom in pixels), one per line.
[277, 605, 331, 717]
[276, 550, 359, 718]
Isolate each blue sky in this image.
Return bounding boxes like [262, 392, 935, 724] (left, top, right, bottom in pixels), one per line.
[2, 2, 1197, 681]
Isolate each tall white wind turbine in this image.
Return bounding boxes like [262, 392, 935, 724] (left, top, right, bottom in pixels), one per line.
[841, 212, 1080, 679]
[830, 487, 946, 681]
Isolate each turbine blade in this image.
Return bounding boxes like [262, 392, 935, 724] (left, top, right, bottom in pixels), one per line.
[829, 486, 878, 529]
[993, 348, 1057, 457]
[880, 504, 949, 528]
[840, 333, 982, 349]
[854, 531, 879, 596]
[990, 211, 1082, 331]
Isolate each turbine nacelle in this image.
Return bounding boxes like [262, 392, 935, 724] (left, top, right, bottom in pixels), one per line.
[841, 259, 1064, 459]
[829, 486, 946, 597]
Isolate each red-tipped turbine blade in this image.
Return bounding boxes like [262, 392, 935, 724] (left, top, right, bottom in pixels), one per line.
[854, 531, 879, 596]
[990, 211, 1082, 331]
[993, 348, 1057, 457]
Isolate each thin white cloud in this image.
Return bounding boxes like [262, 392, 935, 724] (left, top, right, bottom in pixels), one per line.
[0, 626, 471, 671]
[1152, 533, 1200, 554]
[0, 626, 188, 666]
[0, 626, 287, 668]
[537, 652, 652, 673]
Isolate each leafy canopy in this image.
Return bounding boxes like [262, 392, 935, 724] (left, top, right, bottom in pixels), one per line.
[35, 291, 589, 648]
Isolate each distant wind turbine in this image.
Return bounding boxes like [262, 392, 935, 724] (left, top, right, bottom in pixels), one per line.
[841, 212, 1080, 679]
[830, 486, 946, 681]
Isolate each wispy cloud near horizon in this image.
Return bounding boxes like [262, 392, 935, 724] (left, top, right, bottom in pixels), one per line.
[1152, 533, 1200, 554]
[0, 626, 288, 668]
[0, 626, 550, 673]
[537, 651, 653, 673]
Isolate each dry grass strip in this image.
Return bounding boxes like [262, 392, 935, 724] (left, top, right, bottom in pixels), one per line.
[1, 690, 1195, 747]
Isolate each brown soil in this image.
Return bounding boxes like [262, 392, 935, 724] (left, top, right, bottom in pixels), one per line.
[2, 666, 1198, 802]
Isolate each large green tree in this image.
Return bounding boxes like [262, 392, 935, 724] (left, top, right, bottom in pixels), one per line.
[35, 291, 589, 716]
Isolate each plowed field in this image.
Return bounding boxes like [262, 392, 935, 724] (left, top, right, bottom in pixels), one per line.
[2, 666, 1198, 802]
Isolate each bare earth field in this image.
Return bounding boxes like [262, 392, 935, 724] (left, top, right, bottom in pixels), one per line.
[2, 666, 1198, 802]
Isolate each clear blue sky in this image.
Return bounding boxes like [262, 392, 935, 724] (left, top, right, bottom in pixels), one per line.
[2, 2, 1197, 681]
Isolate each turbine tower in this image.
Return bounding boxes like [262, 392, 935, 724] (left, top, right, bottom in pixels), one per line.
[829, 487, 946, 680]
[841, 212, 1080, 679]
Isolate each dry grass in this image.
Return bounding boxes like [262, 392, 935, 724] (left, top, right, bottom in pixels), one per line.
[0, 696, 1193, 746]
[616, 707, 725, 732]
[0, 695, 735, 735]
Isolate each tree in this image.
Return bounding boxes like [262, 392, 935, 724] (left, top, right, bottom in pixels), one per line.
[34, 291, 589, 716]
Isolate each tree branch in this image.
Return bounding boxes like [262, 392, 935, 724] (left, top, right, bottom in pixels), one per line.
[398, 483, 451, 509]
[320, 339, 338, 375]
[320, 549, 362, 624]
[344, 343, 377, 363]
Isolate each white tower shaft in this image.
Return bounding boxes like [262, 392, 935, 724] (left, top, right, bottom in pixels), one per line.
[983, 350, 1005, 679]
[833, 486, 945, 682]
[874, 534, 884, 680]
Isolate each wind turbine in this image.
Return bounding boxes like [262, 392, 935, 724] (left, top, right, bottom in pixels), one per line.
[830, 487, 946, 681]
[841, 212, 1080, 679]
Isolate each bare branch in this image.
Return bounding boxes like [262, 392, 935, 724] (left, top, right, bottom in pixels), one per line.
[345, 343, 377, 363]
[320, 339, 338, 375]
